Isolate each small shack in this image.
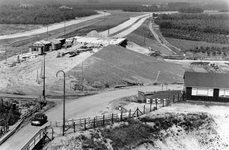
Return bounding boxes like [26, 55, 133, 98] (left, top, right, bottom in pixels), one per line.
[184, 71, 229, 102]
[49, 39, 62, 50]
[138, 91, 154, 103]
[29, 40, 51, 55]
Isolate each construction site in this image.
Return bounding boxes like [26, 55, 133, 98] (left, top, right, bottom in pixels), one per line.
[0, 6, 229, 150]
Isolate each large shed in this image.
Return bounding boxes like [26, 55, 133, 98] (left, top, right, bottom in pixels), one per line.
[184, 71, 229, 102]
[49, 39, 62, 50]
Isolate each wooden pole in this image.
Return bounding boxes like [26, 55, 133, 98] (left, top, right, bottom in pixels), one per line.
[137, 108, 139, 117]
[150, 102, 152, 112]
[103, 115, 105, 126]
[94, 117, 96, 128]
[73, 122, 75, 133]
[112, 113, 113, 124]
[84, 119, 86, 130]
[143, 105, 146, 114]
[129, 109, 131, 118]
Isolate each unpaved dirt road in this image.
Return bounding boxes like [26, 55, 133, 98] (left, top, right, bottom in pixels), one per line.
[0, 84, 182, 150]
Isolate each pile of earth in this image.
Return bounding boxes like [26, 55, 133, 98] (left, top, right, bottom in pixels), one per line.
[46, 112, 228, 150]
[51, 45, 184, 94]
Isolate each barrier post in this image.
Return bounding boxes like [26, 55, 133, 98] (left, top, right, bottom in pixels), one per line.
[143, 105, 145, 114]
[137, 108, 139, 117]
[112, 113, 114, 124]
[129, 109, 131, 118]
[150, 102, 152, 112]
[94, 117, 96, 128]
[103, 115, 105, 126]
[73, 122, 76, 133]
[84, 119, 86, 130]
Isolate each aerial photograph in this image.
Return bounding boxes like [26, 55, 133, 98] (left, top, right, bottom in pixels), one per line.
[0, 0, 229, 149]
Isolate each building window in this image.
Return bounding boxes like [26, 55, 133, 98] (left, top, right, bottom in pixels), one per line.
[192, 88, 213, 96]
[219, 89, 229, 97]
[191, 88, 197, 95]
[197, 89, 208, 96]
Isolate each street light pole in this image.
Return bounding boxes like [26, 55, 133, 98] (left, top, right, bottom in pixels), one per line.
[56, 70, 66, 136]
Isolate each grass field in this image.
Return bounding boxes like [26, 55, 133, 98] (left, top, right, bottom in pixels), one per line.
[65, 45, 184, 91]
[166, 37, 229, 51]
[0, 24, 42, 35]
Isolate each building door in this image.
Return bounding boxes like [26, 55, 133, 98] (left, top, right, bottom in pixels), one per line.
[213, 89, 219, 101]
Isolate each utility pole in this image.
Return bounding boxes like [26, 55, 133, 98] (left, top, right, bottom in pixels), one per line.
[5, 45, 7, 64]
[47, 25, 49, 41]
[64, 20, 66, 38]
[82, 62, 84, 92]
[42, 54, 46, 102]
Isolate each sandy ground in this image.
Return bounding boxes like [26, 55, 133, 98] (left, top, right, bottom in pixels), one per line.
[0, 43, 100, 94]
[0, 12, 155, 95]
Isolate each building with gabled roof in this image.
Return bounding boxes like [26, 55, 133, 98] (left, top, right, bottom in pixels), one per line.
[184, 71, 229, 102]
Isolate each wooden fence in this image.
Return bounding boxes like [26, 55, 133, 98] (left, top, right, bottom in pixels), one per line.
[50, 93, 185, 134]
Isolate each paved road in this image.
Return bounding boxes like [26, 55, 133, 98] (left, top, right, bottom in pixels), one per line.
[100, 13, 149, 37]
[0, 84, 182, 150]
[113, 15, 150, 38]
[0, 11, 110, 40]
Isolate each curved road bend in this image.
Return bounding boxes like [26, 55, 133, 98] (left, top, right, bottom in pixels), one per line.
[100, 13, 150, 37]
[0, 84, 183, 150]
[113, 15, 150, 38]
[0, 11, 110, 40]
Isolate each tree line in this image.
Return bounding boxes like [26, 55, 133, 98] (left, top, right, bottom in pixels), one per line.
[0, 4, 97, 25]
[155, 14, 229, 44]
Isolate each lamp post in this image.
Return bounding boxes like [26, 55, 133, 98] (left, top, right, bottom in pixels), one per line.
[56, 70, 66, 136]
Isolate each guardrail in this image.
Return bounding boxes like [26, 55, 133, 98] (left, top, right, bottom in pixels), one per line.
[0, 104, 41, 146]
[20, 126, 48, 150]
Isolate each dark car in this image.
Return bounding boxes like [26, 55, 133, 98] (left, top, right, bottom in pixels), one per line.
[31, 113, 48, 126]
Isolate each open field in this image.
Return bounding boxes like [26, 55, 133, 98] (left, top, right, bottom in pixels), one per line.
[0, 24, 42, 36]
[166, 37, 229, 51]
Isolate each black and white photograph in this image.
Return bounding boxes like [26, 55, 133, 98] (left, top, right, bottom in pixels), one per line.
[0, 0, 229, 149]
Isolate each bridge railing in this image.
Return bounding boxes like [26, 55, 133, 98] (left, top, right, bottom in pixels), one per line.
[20, 126, 48, 150]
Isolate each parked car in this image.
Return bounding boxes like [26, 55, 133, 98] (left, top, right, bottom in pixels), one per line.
[31, 113, 48, 126]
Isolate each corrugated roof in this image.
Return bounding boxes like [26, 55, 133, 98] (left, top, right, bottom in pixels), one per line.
[184, 71, 229, 89]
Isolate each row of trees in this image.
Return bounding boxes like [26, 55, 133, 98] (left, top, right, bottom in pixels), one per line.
[155, 14, 229, 44]
[0, 4, 97, 25]
[178, 7, 204, 13]
[161, 28, 229, 44]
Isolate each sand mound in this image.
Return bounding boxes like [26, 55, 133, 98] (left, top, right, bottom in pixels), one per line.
[65, 45, 184, 90]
